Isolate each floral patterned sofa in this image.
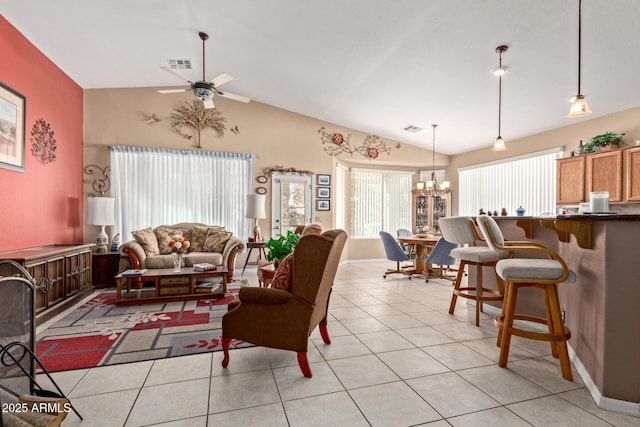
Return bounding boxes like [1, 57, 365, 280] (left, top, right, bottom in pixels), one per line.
[119, 223, 246, 281]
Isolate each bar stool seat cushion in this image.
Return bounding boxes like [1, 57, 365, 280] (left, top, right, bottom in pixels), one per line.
[450, 246, 509, 263]
[496, 259, 577, 283]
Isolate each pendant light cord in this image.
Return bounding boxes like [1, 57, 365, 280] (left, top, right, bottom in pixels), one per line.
[498, 54, 503, 138]
[577, 0, 582, 95]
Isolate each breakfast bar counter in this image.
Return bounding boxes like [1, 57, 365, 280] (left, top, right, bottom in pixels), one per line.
[489, 215, 640, 415]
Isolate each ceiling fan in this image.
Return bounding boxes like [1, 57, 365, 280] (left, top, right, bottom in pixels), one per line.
[158, 32, 250, 109]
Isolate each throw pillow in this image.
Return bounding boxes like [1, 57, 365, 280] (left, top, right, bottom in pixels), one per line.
[203, 229, 232, 253]
[269, 252, 294, 292]
[191, 225, 224, 252]
[131, 227, 160, 256]
[155, 228, 184, 254]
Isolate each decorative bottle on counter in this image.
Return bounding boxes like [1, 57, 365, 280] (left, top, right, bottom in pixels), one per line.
[516, 206, 525, 216]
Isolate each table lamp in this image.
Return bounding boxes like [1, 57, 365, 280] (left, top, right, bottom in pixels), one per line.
[245, 194, 266, 242]
[86, 197, 115, 253]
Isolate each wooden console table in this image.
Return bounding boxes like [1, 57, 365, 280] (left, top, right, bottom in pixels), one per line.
[115, 266, 228, 305]
[0, 244, 94, 324]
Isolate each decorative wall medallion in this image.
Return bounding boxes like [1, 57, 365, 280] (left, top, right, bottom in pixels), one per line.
[318, 126, 392, 159]
[256, 175, 268, 183]
[30, 118, 57, 164]
[170, 100, 227, 148]
[256, 187, 267, 195]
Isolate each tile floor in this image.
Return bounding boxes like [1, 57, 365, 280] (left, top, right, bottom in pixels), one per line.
[36, 261, 639, 426]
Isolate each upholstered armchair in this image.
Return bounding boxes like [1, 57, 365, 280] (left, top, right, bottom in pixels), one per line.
[221, 229, 347, 377]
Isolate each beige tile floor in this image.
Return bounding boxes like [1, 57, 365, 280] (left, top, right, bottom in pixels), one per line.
[36, 261, 639, 426]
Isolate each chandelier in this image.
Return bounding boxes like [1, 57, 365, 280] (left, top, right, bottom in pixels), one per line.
[415, 124, 451, 197]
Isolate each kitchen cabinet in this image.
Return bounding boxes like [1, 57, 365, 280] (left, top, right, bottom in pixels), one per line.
[624, 146, 640, 202]
[585, 149, 623, 202]
[556, 156, 585, 204]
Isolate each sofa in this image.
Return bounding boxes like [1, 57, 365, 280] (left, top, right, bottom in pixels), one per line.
[119, 223, 246, 281]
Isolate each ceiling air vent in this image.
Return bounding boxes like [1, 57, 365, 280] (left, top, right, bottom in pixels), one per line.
[167, 59, 192, 70]
[402, 125, 424, 133]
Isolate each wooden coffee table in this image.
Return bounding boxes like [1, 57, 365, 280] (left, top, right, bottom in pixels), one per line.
[115, 267, 228, 305]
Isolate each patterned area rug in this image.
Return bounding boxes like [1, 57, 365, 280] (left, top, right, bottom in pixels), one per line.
[36, 279, 251, 373]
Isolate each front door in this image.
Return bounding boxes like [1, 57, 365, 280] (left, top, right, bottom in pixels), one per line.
[271, 173, 313, 236]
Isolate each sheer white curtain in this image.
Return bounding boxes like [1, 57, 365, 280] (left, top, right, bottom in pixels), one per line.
[458, 148, 562, 217]
[351, 168, 413, 238]
[110, 146, 254, 242]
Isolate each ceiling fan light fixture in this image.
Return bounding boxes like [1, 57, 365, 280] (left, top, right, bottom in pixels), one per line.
[192, 82, 214, 101]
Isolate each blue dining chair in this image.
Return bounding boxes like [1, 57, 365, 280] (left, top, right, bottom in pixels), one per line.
[380, 231, 417, 279]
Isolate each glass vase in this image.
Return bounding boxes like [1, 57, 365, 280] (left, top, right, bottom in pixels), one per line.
[172, 252, 182, 272]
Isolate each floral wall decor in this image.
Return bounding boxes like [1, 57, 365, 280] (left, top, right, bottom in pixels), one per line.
[30, 118, 57, 164]
[318, 126, 393, 159]
[170, 100, 227, 148]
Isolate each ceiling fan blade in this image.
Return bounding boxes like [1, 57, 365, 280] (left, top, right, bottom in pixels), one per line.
[203, 99, 215, 109]
[160, 66, 193, 83]
[158, 88, 190, 94]
[218, 91, 251, 103]
[210, 72, 233, 87]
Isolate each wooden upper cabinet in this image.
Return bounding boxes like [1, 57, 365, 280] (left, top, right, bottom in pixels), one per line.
[556, 156, 585, 204]
[585, 149, 623, 202]
[624, 146, 640, 202]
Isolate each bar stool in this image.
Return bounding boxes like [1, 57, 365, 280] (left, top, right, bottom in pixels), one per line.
[439, 217, 510, 326]
[476, 215, 576, 381]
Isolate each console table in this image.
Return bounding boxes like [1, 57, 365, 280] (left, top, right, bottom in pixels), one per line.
[115, 266, 228, 305]
[0, 244, 94, 324]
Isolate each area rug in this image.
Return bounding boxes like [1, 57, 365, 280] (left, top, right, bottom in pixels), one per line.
[35, 279, 252, 373]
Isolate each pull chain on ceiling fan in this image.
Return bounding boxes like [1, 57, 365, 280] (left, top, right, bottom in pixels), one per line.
[158, 32, 250, 109]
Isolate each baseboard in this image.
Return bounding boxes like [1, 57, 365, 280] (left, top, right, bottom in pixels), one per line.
[477, 302, 639, 417]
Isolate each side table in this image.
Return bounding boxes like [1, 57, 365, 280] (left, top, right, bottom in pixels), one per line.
[242, 241, 267, 274]
[258, 264, 276, 287]
[92, 251, 120, 288]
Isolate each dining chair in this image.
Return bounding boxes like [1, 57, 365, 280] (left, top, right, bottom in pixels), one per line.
[396, 228, 414, 260]
[380, 231, 417, 279]
[438, 216, 509, 326]
[476, 215, 576, 381]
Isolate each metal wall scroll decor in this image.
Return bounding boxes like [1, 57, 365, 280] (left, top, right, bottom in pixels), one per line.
[170, 100, 227, 149]
[318, 126, 393, 159]
[264, 166, 314, 176]
[84, 164, 111, 197]
[30, 118, 57, 164]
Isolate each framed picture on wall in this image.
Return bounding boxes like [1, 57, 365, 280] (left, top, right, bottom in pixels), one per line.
[0, 82, 26, 173]
[317, 187, 330, 198]
[317, 200, 330, 211]
[317, 174, 331, 186]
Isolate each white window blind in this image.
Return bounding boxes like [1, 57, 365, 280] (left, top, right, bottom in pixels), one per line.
[458, 148, 562, 217]
[335, 164, 347, 230]
[351, 168, 413, 238]
[110, 146, 254, 242]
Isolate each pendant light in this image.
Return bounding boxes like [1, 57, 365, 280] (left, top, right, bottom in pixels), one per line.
[426, 124, 451, 196]
[492, 45, 508, 151]
[568, 0, 592, 118]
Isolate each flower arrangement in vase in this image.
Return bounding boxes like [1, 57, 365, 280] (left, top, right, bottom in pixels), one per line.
[169, 236, 191, 271]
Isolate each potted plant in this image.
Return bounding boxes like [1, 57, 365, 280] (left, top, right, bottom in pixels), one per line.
[583, 132, 625, 153]
[265, 230, 301, 267]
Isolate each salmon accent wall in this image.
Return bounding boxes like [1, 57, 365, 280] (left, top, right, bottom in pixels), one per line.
[0, 16, 84, 251]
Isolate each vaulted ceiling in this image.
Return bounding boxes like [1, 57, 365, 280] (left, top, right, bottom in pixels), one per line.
[2, 0, 640, 155]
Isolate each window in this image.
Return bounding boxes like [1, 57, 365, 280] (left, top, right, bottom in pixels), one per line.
[458, 148, 562, 217]
[351, 168, 413, 238]
[110, 146, 254, 242]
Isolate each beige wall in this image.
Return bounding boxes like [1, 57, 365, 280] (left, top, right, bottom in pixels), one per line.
[84, 87, 448, 260]
[85, 87, 640, 262]
[445, 106, 640, 215]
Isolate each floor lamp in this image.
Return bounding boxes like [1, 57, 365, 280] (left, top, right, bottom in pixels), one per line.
[245, 194, 266, 242]
[86, 197, 115, 253]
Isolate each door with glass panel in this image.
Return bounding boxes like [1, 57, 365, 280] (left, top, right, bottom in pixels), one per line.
[271, 173, 313, 237]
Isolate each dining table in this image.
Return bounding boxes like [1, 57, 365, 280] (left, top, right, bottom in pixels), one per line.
[397, 234, 442, 280]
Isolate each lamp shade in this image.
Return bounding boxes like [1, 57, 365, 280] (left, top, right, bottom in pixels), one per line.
[245, 194, 266, 219]
[86, 197, 115, 226]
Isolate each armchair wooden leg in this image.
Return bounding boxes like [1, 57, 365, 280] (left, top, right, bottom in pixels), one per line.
[297, 352, 312, 378]
[221, 337, 231, 368]
[319, 323, 331, 344]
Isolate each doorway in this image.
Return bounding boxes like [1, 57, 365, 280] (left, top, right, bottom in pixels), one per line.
[271, 173, 313, 236]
